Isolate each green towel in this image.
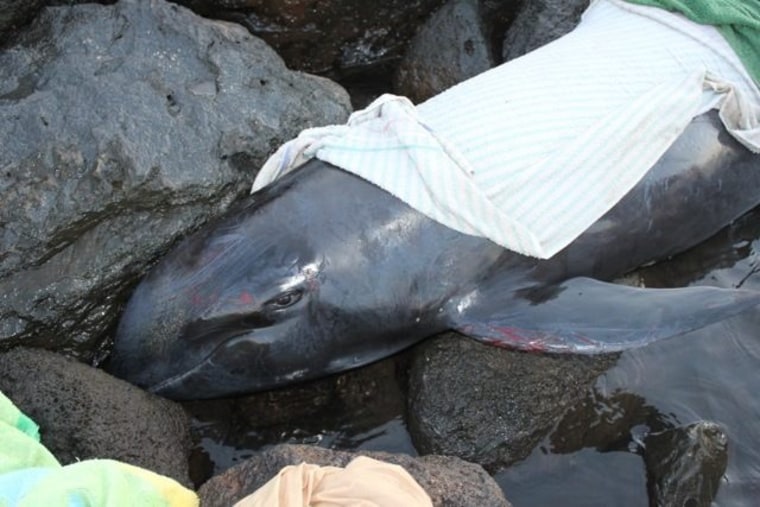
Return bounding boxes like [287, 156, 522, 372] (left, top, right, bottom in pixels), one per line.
[2, 460, 199, 507]
[0, 392, 40, 442]
[0, 391, 198, 507]
[625, 0, 760, 86]
[0, 393, 59, 474]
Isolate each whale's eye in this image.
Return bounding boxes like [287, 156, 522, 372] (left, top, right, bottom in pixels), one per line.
[268, 289, 302, 309]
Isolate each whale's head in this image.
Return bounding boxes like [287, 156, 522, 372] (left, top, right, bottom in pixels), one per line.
[108, 161, 448, 399]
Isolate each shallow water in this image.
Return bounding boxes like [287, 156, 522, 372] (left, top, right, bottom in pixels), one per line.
[187, 209, 760, 506]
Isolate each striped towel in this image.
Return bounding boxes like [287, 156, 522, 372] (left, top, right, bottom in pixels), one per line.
[253, 0, 760, 259]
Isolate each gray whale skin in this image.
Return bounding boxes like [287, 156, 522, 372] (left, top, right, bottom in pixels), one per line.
[110, 111, 760, 400]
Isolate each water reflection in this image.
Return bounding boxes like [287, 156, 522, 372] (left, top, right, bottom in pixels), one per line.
[498, 207, 760, 506]
[184, 351, 417, 484]
[496, 389, 729, 506]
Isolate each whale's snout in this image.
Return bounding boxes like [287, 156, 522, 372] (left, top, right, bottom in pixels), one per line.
[108, 188, 324, 399]
[108, 272, 195, 391]
[108, 162, 429, 400]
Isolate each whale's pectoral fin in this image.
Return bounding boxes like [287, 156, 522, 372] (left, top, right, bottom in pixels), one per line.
[450, 277, 760, 354]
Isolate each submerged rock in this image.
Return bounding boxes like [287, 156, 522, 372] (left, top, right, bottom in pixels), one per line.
[643, 421, 728, 507]
[0, 0, 45, 44]
[549, 389, 673, 454]
[183, 352, 413, 483]
[0, 0, 351, 359]
[198, 444, 511, 507]
[0, 347, 192, 486]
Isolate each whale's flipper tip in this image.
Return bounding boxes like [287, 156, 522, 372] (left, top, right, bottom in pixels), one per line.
[451, 277, 760, 354]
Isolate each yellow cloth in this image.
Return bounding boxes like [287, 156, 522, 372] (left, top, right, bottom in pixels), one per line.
[0, 391, 60, 474]
[0, 390, 198, 507]
[7, 460, 199, 507]
[0, 423, 59, 475]
[234, 456, 433, 507]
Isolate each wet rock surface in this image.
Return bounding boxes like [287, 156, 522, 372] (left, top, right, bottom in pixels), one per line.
[408, 333, 619, 470]
[198, 444, 511, 507]
[0, 347, 192, 486]
[395, 0, 495, 103]
[3, 0, 759, 505]
[501, 0, 586, 61]
[0, 0, 45, 45]
[174, 0, 449, 78]
[643, 421, 729, 507]
[0, 0, 351, 359]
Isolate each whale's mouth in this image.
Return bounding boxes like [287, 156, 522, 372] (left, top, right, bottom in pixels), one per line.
[147, 331, 249, 396]
[147, 356, 209, 395]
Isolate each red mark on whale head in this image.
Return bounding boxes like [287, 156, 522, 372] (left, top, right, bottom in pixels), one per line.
[239, 291, 255, 305]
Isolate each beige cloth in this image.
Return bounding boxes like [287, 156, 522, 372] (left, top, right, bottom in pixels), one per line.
[233, 456, 433, 507]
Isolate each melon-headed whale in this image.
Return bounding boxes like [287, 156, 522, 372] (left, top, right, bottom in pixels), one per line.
[108, 111, 760, 400]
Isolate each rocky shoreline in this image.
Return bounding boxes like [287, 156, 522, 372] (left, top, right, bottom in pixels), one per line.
[0, 1, 745, 505]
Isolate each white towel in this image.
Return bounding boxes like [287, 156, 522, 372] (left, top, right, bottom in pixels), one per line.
[253, 0, 760, 259]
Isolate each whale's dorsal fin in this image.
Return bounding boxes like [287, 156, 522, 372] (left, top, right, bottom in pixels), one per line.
[449, 277, 760, 354]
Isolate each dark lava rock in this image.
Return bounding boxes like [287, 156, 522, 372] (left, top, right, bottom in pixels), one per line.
[0, 0, 351, 359]
[198, 444, 511, 507]
[0, 347, 192, 486]
[549, 388, 673, 454]
[643, 421, 728, 507]
[501, 0, 586, 61]
[395, 0, 495, 104]
[0, 0, 45, 45]
[174, 0, 447, 77]
[408, 333, 617, 470]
